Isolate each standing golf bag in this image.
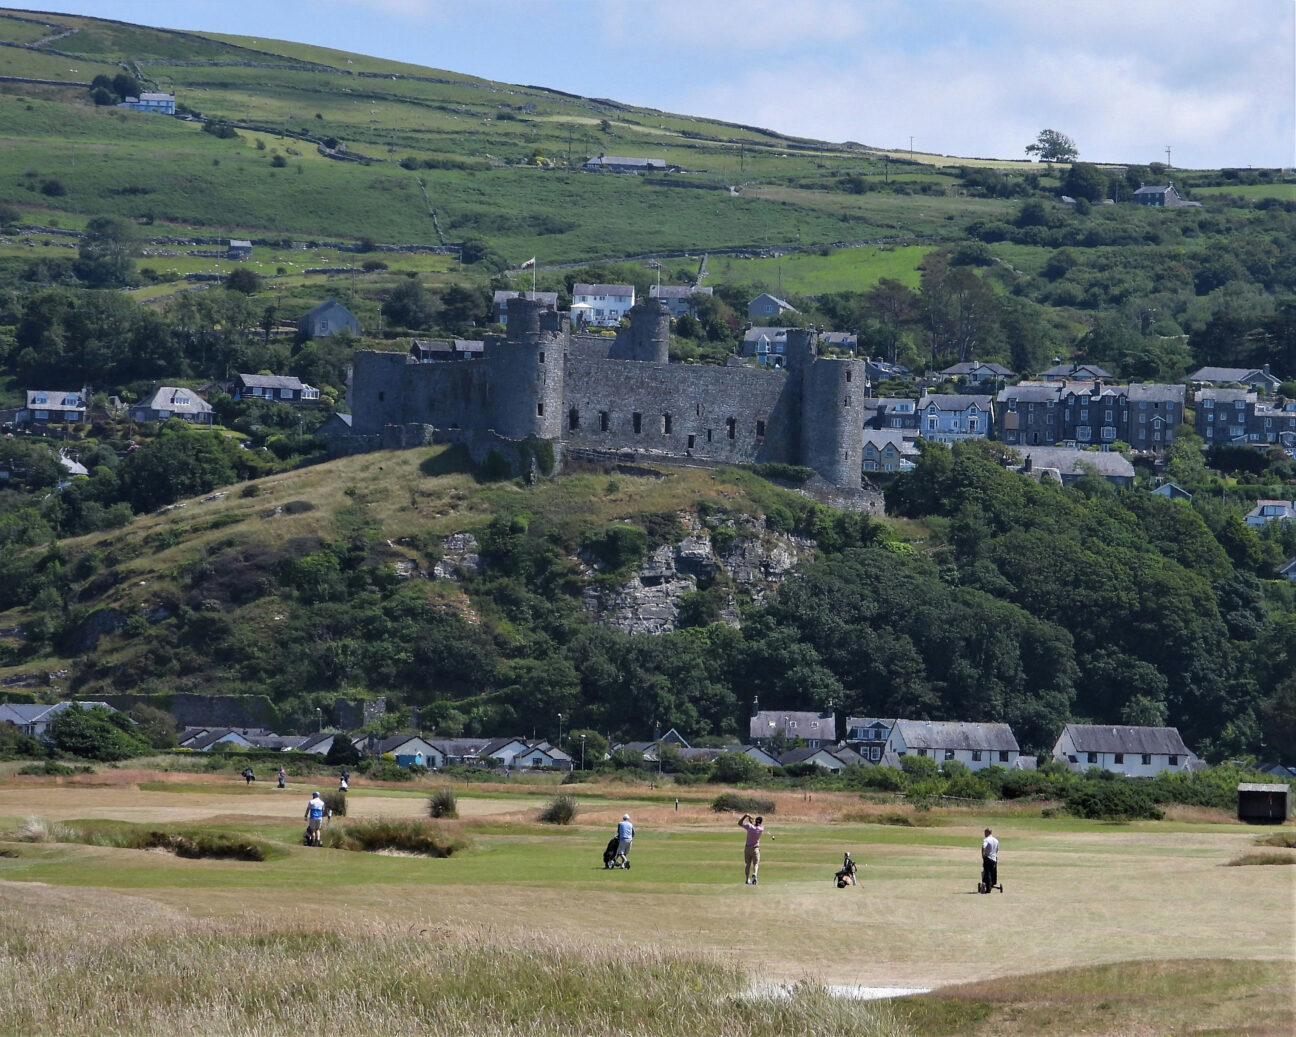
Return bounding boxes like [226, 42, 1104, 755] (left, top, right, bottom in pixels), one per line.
[603, 836, 620, 869]
[978, 857, 1002, 893]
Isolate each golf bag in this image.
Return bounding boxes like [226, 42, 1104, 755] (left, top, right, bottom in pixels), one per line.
[603, 836, 620, 869]
[978, 857, 1002, 893]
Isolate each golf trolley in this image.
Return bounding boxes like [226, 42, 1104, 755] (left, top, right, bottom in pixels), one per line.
[977, 859, 1002, 893]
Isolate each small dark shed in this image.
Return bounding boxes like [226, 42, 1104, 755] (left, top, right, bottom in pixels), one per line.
[1236, 782, 1291, 823]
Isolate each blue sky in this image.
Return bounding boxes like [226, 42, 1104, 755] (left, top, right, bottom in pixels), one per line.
[23, 0, 1296, 168]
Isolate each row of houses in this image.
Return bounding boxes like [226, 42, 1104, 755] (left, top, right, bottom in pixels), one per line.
[1195, 386, 1296, 448]
[15, 374, 324, 431]
[745, 709, 1201, 777]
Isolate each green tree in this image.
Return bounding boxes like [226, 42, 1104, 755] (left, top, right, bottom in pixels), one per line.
[1062, 162, 1107, 202]
[1025, 129, 1078, 167]
[710, 751, 765, 784]
[224, 267, 262, 295]
[77, 215, 139, 287]
[119, 429, 239, 513]
[381, 278, 435, 330]
[47, 705, 150, 762]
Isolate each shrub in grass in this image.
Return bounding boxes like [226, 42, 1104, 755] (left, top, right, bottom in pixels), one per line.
[708, 751, 766, 784]
[1227, 852, 1296, 867]
[1256, 831, 1296, 849]
[538, 793, 579, 824]
[322, 790, 347, 817]
[1065, 781, 1164, 821]
[17, 760, 88, 776]
[326, 817, 467, 857]
[710, 792, 774, 814]
[368, 760, 415, 782]
[137, 830, 266, 861]
[427, 786, 458, 819]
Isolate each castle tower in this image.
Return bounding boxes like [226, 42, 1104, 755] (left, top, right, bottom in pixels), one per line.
[610, 299, 670, 363]
[800, 354, 865, 489]
[782, 327, 818, 373]
[491, 296, 565, 439]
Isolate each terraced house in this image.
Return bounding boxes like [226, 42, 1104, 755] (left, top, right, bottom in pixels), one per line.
[1195, 387, 1296, 447]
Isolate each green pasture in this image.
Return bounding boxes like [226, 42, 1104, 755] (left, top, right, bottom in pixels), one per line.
[707, 244, 932, 294]
[1193, 183, 1295, 200]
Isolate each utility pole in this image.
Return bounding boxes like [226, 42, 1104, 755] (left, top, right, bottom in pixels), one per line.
[1165, 145, 1172, 168]
[909, 136, 914, 161]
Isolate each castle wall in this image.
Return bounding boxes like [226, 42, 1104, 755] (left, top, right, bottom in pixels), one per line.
[562, 357, 798, 466]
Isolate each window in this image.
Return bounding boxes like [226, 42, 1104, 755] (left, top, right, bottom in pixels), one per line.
[927, 416, 938, 431]
[1139, 413, 1146, 423]
[706, 429, 712, 442]
[687, 434, 696, 449]
[846, 370, 852, 382]
[726, 417, 736, 439]
[569, 408, 580, 431]
[916, 748, 927, 756]
[1141, 754, 1151, 766]
[632, 412, 642, 434]
[998, 750, 1009, 763]
[662, 413, 672, 434]
[599, 411, 609, 432]
[1203, 398, 1214, 409]
[755, 420, 765, 438]
[1114, 753, 1124, 764]
[1087, 751, 1098, 764]
[944, 749, 955, 761]
[378, 391, 385, 402]
[1168, 755, 1178, 766]
[536, 403, 544, 417]
[844, 395, 851, 408]
[870, 747, 880, 761]
[538, 351, 545, 364]
[972, 750, 982, 762]
[1105, 409, 1113, 422]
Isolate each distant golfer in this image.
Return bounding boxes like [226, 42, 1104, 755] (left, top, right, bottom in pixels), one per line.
[739, 813, 765, 885]
[981, 828, 999, 893]
[616, 813, 634, 865]
[305, 791, 326, 846]
[277, 768, 286, 789]
[242, 767, 255, 785]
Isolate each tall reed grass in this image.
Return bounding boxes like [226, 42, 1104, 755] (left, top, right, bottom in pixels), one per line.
[0, 907, 903, 1036]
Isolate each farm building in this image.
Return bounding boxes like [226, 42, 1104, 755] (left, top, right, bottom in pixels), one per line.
[1236, 783, 1291, 824]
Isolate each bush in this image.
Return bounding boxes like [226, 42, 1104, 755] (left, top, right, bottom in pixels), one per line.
[427, 786, 458, 819]
[322, 789, 347, 817]
[1065, 780, 1164, 821]
[367, 760, 415, 782]
[538, 793, 579, 824]
[710, 792, 774, 814]
[709, 752, 766, 784]
[324, 817, 466, 856]
[17, 760, 87, 776]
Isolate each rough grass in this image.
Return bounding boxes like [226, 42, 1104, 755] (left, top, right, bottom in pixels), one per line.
[1227, 852, 1296, 866]
[1255, 830, 1296, 848]
[711, 792, 775, 814]
[537, 792, 579, 824]
[428, 786, 459, 819]
[896, 958, 1295, 1037]
[324, 816, 467, 856]
[0, 902, 902, 1036]
[10, 815, 270, 860]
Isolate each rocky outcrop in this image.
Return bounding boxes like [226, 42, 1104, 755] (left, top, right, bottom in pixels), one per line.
[433, 532, 483, 581]
[584, 513, 813, 634]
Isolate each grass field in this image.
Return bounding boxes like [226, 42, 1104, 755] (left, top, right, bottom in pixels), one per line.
[0, 766, 1291, 1034]
[707, 244, 933, 294]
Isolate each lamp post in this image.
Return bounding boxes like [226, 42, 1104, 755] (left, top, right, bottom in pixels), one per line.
[557, 713, 564, 757]
[580, 733, 586, 771]
[315, 708, 322, 733]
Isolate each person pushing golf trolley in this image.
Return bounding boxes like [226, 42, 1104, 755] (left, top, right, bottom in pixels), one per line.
[304, 790, 326, 846]
[978, 827, 1003, 893]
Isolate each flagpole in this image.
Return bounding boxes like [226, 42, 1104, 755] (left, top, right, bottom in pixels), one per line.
[532, 260, 536, 294]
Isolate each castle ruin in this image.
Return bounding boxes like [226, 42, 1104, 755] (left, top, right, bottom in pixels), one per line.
[344, 297, 865, 489]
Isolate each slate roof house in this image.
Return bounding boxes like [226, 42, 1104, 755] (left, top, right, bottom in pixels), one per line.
[862, 429, 919, 472]
[354, 733, 443, 767]
[748, 293, 794, 320]
[940, 361, 1015, 383]
[884, 720, 1021, 771]
[1244, 500, 1296, 527]
[997, 383, 1062, 446]
[863, 397, 918, 431]
[1038, 362, 1112, 382]
[843, 717, 896, 763]
[227, 239, 253, 260]
[749, 707, 836, 749]
[233, 374, 320, 404]
[118, 91, 175, 114]
[1188, 364, 1282, 391]
[779, 746, 864, 774]
[0, 701, 116, 737]
[649, 284, 713, 319]
[1132, 182, 1201, 207]
[410, 339, 485, 363]
[742, 326, 789, 367]
[916, 392, 994, 442]
[583, 155, 670, 173]
[19, 389, 88, 427]
[493, 291, 558, 325]
[297, 299, 359, 339]
[1012, 446, 1135, 488]
[1196, 387, 1296, 447]
[129, 386, 214, 424]
[571, 283, 635, 325]
[1052, 724, 1196, 776]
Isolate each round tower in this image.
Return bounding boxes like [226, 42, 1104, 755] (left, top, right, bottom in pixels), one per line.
[492, 297, 565, 439]
[612, 299, 671, 363]
[800, 355, 865, 489]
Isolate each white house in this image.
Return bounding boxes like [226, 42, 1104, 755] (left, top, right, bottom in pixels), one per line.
[20, 389, 88, 427]
[779, 746, 864, 774]
[1052, 724, 1196, 777]
[885, 720, 1020, 771]
[118, 92, 176, 115]
[916, 393, 994, 442]
[572, 283, 635, 325]
[357, 733, 443, 767]
[1189, 364, 1283, 391]
[129, 386, 214, 424]
[513, 743, 572, 769]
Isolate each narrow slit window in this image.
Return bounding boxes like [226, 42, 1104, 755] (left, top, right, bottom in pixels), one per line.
[755, 420, 765, 438]
[538, 351, 545, 364]
[687, 434, 696, 449]
[536, 403, 544, 417]
[599, 411, 609, 432]
[569, 408, 580, 430]
[662, 413, 672, 434]
[726, 417, 736, 440]
[633, 412, 642, 434]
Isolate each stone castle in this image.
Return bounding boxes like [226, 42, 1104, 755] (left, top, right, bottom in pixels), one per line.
[345, 296, 865, 489]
